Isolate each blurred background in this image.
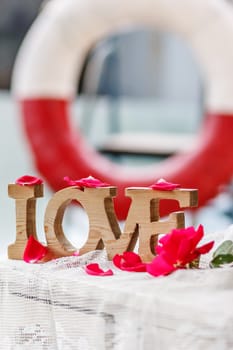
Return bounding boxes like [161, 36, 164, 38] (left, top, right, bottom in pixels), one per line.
[0, 0, 233, 257]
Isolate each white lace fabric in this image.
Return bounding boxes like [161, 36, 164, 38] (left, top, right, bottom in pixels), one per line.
[1, 234, 233, 349]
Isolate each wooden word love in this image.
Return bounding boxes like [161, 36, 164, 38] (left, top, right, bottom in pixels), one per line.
[8, 183, 198, 262]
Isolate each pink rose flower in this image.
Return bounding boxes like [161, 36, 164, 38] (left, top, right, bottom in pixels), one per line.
[147, 225, 214, 277]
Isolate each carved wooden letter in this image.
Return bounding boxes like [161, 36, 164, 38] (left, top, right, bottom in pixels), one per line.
[134, 188, 198, 261]
[43, 186, 130, 258]
[8, 183, 44, 259]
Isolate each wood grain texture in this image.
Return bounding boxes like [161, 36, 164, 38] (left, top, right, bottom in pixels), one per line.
[8, 183, 43, 259]
[8, 183, 198, 262]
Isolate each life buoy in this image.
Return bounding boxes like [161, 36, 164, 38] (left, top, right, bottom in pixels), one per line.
[12, 0, 233, 220]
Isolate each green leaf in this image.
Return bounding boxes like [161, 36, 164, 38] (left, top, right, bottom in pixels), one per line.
[213, 240, 233, 258]
[209, 254, 233, 268]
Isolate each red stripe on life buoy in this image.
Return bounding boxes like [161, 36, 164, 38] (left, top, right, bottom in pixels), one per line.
[20, 98, 233, 220]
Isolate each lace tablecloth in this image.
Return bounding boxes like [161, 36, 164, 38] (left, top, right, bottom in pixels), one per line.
[1, 246, 233, 350]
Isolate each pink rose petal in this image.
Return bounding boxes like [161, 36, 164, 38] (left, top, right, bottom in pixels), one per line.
[72, 250, 80, 256]
[16, 175, 43, 186]
[149, 178, 180, 191]
[196, 240, 215, 255]
[64, 175, 110, 188]
[23, 235, 48, 263]
[113, 252, 147, 272]
[63, 176, 82, 187]
[147, 254, 177, 277]
[85, 263, 113, 276]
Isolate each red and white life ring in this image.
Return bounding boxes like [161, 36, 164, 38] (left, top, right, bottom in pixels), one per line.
[12, 0, 233, 220]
